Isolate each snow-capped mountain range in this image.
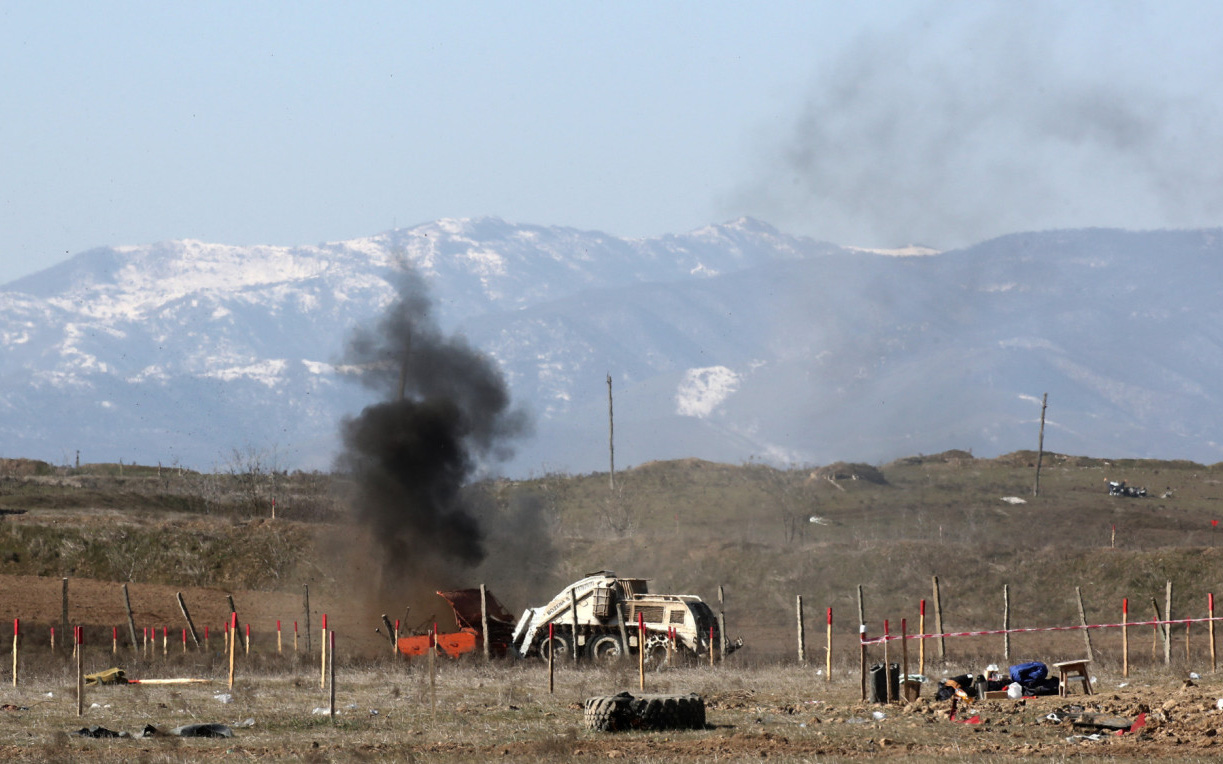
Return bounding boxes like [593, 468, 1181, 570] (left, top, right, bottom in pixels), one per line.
[2, 218, 1221, 475]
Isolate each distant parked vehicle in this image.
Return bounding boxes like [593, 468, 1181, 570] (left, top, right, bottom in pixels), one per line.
[1108, 480, 1146, 498]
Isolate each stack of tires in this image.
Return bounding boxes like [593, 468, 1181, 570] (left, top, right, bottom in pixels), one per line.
[583, 692, 706, 732]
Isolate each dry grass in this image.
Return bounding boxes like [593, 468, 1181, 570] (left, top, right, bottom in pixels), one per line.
[5, 450, 1223, 761]
[2, 653, 1223, 762]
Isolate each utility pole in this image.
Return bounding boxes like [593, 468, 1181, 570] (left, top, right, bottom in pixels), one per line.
[607, 373, 615, 491]
[1033, 393, 1048, 496]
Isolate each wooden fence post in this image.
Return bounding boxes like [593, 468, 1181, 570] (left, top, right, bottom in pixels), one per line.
[796, 595, 806, 664]
[570, 589, 580, 664]
[638, 613, 646, 691]
[176, 593, 200, 648]
[547, 623, 555, 694]
[616, 602, 630, 661]
[328, 631, 337, 721]
[901, 618, 910, 701]
[1075, 587, 1094, 662]
[1033, 392, 1048, 496]
[1165, 581, 1173, 666]
[859, 623, 867, 702]
[303, 585, 312, 655]
[61, 579, 69, 655]
[1210, 592, 1217, 673]
[1003, 584, 1011, 662]
[1151, 598, 1161, 661]
[75, 627, 84, 716]
[718, 585, 727, 661]
[122, 584, 138, 651]
[825, 607, 832, 682]
[856, 585, 865, 636]
[883, 620, 892, 703]
[428, 623, 437, 718]
[932, 576, 946, 661]
[481, 584, 491, 663]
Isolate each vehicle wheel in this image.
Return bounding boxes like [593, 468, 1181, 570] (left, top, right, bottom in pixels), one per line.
[642, 636, 671, 670]
[587, 633, 625, 663]
[539, 633, 573, 661]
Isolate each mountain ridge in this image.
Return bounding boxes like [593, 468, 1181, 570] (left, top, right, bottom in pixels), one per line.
[2, 219, 1220, 474]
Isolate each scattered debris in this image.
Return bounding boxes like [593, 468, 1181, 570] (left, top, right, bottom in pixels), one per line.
[1073, 713, 1135, 731]
[84, 668, 128, 686]
[1066, 733, 1103, 743]
[170, 723, 233, 738]
[213, 693, 233, 704]
[1, 704, 29, 712]
[74, 726, 128, 739]
[1000, 496, 1027, 504]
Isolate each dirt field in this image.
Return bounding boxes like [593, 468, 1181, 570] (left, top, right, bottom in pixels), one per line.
[1, 572, 1222, 762]
[0, 573, 392, 658]
[2, 650, 1223, 762]
[5, 458, 1223, 759]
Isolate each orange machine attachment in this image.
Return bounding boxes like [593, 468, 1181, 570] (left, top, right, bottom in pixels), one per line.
[396, 588, 516, 658]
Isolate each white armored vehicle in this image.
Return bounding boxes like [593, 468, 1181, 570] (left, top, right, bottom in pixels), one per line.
[511, 571, 740, 663]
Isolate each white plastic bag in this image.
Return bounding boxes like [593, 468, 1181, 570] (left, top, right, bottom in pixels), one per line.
[1006, 682, 1023, 699]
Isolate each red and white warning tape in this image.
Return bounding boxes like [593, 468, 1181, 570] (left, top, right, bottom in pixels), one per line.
[860, 615, 1223, 646]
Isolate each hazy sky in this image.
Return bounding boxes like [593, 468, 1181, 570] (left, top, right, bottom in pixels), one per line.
[3, 1, 1222, 285]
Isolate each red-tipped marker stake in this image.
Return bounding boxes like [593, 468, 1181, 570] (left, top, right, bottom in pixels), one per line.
[320, 614, 328, 689]
[1123, 597, 1130, 677]
[825, 607, 833, 682]
[12, 618, 19, 687]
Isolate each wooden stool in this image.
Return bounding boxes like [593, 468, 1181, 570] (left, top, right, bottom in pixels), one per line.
[1053, 659, 1092, 697]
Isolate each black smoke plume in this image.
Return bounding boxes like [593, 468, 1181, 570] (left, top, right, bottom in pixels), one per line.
[337, 269, 531, 584]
